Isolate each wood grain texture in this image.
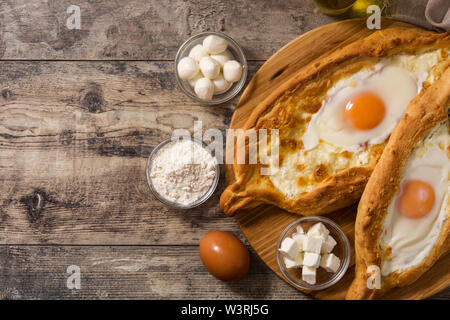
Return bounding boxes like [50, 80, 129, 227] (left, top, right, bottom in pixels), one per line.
[0, 60, 263, 245]
[0, 0, 448, 300]
[0, 244, 448, 299]
[0, 0, 335, 60]
[228, 19, 450, 300]
[0, 245, 313, 299]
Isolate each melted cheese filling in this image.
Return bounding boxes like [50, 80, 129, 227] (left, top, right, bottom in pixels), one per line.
[263, 49, 446, 199]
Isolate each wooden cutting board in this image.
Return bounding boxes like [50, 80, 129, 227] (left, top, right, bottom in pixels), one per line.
[226, 19, 450, 300]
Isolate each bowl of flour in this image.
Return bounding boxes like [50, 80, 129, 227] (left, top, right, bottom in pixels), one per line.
[146, 137, 220, 209]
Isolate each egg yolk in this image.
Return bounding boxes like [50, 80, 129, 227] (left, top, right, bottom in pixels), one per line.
[396, 180, 435, 219]
[344, 92, 386, 130]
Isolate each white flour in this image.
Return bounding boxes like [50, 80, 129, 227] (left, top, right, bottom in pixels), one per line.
[149, 139, 217, 205]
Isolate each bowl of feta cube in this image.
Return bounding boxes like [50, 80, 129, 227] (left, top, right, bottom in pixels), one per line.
[276, 216, 351, 291]
[174, 32, 247, 104]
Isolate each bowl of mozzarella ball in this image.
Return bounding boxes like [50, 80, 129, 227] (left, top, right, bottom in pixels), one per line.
[175, 32, 247, 104]
[276, 216, 351, 291]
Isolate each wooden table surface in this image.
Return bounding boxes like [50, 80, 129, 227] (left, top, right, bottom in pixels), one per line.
[0, 0, 448, 300]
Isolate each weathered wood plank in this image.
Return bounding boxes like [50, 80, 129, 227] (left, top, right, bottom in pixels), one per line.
[0, 245, 448, 300]
[0, 0, 335, 60]
[1, 0, 448, 300]
[0, 61, 261, 245]
[0, 245, 312, 299]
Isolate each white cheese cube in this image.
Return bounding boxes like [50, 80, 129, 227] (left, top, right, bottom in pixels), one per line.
[307, 222, 330, 238]
[321, 235, 337, 254]
[311, 233, 327, 243]
[303, 236, 323, 254]
[302, 265, 316, 285]
[292, 233, 307, 251]
[279, 237, 299, 260]
[296, 225, 305, 234]
[320, 253, 341, 273]
[283, 256, 301, 269]
[295, 252, 304, 266]
[303, 252, 321, 268]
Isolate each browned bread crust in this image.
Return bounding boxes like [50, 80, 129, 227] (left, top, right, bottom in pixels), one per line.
[346, 65, 450, 300]
[221, 27, 450, 217]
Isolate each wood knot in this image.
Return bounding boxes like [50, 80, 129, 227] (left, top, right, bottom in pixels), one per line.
[1, 89, 13, 100]
[20, 190, 47, 222]
[59, 130, 74, 145]
[82, 91, 104, 113]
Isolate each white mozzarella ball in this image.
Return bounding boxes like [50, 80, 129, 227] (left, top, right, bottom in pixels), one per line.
[188, 72, 203, 88]
[210, 51, 231, 67]
[223, 60, 242, 82]
[203, 35, 228, 54]
[194, 77, 214, 101]
[177, 57, 199, 80]
[188, 44, 208, 62]
[199, 56, 221, 79]
[213, 73, 231, 93]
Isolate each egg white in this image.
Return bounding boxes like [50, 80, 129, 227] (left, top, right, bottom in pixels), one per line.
[265, 50, 445, 200]
[302, 50, 442, 153]
[379, 121, 449, 276]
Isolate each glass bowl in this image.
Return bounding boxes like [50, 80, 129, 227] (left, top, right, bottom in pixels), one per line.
[174, 31, 248, 105]
[276, 216, 351, 291]
[145, 137, 220, 209]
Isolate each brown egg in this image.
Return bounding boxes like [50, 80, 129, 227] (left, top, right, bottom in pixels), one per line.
[199, 230, 250, 282]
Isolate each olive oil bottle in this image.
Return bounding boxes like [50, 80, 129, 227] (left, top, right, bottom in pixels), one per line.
[314, 0, 357, 16]
[314, 0, 389, 17]
[351, 0, 389, 16]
